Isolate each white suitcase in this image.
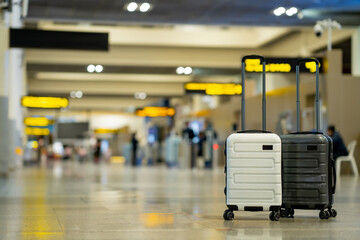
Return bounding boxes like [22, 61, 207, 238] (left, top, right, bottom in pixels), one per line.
[224, 55, 282, 221]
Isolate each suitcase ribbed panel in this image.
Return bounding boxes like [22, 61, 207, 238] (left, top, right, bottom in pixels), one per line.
[226, 133, 282, 211]
[281, 134, 332, 209]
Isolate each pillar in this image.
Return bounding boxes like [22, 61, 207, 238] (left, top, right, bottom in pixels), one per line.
[0, 17, 10, 175]
[352, 27, 360, 76]
[9, 3, 25, 168]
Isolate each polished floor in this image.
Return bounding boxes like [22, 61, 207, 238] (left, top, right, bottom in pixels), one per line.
[0, 162, 359, 240]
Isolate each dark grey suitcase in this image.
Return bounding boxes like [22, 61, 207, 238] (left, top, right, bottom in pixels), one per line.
[280, 58, 337, 220]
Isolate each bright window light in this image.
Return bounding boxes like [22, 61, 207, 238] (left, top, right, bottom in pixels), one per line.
[140, 2, 151, 12]
[127, 2, 138, 12]
[184, 67, 192, 75]
[95, 65, 103, 73]
[176, 66, 185, 74]
[87, 64, 95, 73]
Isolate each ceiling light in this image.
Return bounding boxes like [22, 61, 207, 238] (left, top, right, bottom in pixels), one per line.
[95, 65, 103, 73]
[286, 7, 298, 16]
[127, 2, 138, 12]
[139, 2, 151, 12]
[75, 91, 83, 99]
[273, 7, 286, 16]
[70, 91, 76, 98]
[134, 92, 147, 100]
[176, 66, 185, 74]
[184, 67, 192, 75]
[87, 64, 95, 73]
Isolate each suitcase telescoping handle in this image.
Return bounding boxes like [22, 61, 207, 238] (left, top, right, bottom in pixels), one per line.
[241, 55, 266, 131]
[332, 159, 337, 194]
[296, 58, 320, 132]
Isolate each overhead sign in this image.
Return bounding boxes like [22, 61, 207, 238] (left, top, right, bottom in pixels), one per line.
[136, 107, 175, 117]
[245, 58, 323, 73]
[21, 96, 68, 109]
[25, 127, 50, 136]
[10, 29, 109, 51]
[184, 83, 242, 95]
[24, 117, 54, 127]
[94, 129, 119, 134]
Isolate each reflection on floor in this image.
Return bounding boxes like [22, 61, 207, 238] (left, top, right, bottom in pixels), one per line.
[0, 162, 359, 240]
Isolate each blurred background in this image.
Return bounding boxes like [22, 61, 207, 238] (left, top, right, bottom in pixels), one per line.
[0, 0, 359, 173]
[0, 0, 360, 173]
[1, 1, 360, 239]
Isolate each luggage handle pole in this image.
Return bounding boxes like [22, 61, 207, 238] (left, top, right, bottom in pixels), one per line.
[296, 58, 320, 132]
[332, 159, 337, 194]
[241, 55, 266, 131]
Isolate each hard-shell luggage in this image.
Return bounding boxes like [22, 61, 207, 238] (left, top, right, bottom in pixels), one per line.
[224, 55, 282, 221]
[280, 58, 337, 219]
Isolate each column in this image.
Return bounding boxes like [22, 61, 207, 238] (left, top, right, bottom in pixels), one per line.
[0, 19, 10, 175]
[352, 26, 360, 76]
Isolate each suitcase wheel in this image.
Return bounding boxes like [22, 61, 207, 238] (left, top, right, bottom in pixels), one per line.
[330, 209, 337, 218]
[280, 208, 294, 218]
[269, 211, 280, 221]
[319, 210, 330, 220]
[223, 209, 234, 221]
[325, 211, 331, 219]
[288, 208, 295, 217]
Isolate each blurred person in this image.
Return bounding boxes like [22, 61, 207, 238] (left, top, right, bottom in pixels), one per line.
[182, 121, 195, 141]
[203, 121, 218, 169]
[131, 133, 138, 166]
[327, 125, 348, 161]
[196, 131, 206, 168]
[63, 145, 72, 161]
[182, 121, 195, 168]
[94, 139, 101, 164]
[77, 145, 87, 164]
[165, 130, 181, 168]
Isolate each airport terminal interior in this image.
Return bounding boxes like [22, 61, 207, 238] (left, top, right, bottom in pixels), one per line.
[1, 0, 360, 239]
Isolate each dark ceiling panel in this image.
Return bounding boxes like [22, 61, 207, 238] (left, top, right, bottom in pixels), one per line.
[26, 0, 360, 26]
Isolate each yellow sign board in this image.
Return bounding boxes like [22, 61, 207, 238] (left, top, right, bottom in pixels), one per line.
[136, 107, 175, 117]
[94, 129, 119, 134]
[245, 59, 292, 73]
[24, 117, 54, 127]
[22, 96, 68, 109]
[305, 61, 321, 73]
[184, 83, 242, 95]
[25, 127, 50, 136]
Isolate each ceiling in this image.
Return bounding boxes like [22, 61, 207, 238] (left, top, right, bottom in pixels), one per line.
[22, 0, 358, 114]
[26, 0, 360, 26]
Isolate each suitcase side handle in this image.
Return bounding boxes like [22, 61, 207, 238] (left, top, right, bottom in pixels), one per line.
[296, 58, 320, 132]
[241, 55, 266, 132]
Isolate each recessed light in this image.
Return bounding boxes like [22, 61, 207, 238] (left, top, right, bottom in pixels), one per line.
[127, 2, 138, 12]
[286, 7, 298, 16]
[135, 92, 147, 100]
[75, 91, 83, 99]
[70, 91, 76, 98]
[95, 65, 103, 73]
[273, 7, 286, 16]
[184, 67, 192, 75]
[87, 64, 95, 73]
[140, 2, 151, 12]
[176, 66, 185, 74]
